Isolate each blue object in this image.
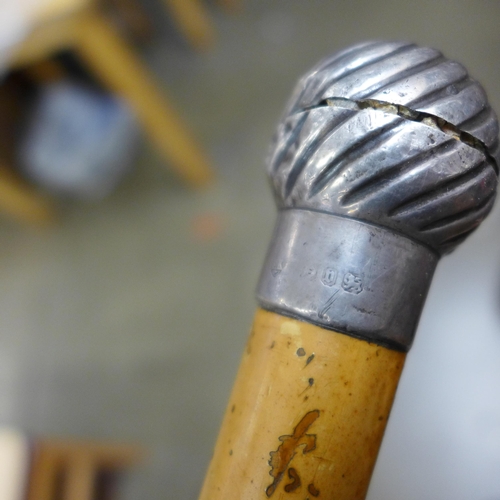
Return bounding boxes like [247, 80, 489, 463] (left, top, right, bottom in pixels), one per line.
[19, 81, 139, 199]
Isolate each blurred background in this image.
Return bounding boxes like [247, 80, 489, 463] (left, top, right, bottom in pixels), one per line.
[0, 0, 499, 499]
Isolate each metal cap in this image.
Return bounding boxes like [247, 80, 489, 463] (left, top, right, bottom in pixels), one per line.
[258, 41, 499, 350]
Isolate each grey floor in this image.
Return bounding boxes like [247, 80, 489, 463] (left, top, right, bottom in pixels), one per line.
[1, 1, 500, 499]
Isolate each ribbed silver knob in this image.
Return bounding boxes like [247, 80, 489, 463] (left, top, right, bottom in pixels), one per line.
[268, 40, 498, 254]
[258, 41, 499, 350]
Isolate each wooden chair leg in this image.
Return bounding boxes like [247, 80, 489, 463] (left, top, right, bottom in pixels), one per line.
[64, 456, 95, 500]
[28, 439, 144, 500]
[163, 0, 216, 50]
[0, 166, 55, 226]
[27, 448, 60, 500]
[75, 10, 214, 188]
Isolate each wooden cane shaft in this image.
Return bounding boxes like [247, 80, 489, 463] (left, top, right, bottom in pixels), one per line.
[199, 308, 406, 500]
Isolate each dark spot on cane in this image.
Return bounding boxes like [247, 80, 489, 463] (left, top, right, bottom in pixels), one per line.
[231, 404, 235, 413]
[308, 483, 320, 497]
[284, 468, 301, 492]
[229, 450, 233, 456]
[270, 341, 275, 349]
[306, 354, 315, 365]
[297, 347, 306, 357]
[308, 378, 314, 386]
[265, 410, 320, 497]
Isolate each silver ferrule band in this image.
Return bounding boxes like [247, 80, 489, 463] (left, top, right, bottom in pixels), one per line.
[256, 209, 439, 351]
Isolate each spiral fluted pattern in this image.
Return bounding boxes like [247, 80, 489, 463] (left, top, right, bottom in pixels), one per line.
[268, 41, 499, 253]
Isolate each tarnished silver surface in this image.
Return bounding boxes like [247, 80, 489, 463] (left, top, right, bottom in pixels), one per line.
[258, 41, 500, 349]
[257, 210, 437, 350]
[269, 40, 498, 254]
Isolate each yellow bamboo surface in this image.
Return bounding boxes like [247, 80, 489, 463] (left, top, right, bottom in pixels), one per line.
[199, 308, 406, 500]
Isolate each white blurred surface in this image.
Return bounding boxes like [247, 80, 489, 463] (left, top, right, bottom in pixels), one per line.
[0, 0, 35, 67]
[0, 429, 29, 500]
[0, 0, 88, 67]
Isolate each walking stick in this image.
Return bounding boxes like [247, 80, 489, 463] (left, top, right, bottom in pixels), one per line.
[199, 41, 499, 499]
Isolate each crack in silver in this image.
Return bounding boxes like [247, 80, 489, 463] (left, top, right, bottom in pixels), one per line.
[321, 96, 498, 173]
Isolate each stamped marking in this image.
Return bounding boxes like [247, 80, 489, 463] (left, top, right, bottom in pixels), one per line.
[297, 264, 364, 296]
[265, 410, 320, 497]
[301, 267, 318, 280]
[321, 267, 337, 286]
[341, 272, 363, 294]
[271, 261, 286, 277]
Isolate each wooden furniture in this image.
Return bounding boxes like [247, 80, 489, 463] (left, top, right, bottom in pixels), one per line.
[0, 430, 30, 500]
[27, 438, 144, 500]
[163, 0, 241, 51]
[0, 0, 214, 225]
[163, 0, 216, 51]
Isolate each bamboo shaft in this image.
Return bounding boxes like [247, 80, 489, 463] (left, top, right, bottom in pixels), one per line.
[199, 308, 405, 500]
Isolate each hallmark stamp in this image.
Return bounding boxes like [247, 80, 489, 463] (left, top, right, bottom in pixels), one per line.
[342, 272, 363, 294]
[321, 267, 337, 287]
[301, 267, 317, 280]
[271, 267, 282, 277]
